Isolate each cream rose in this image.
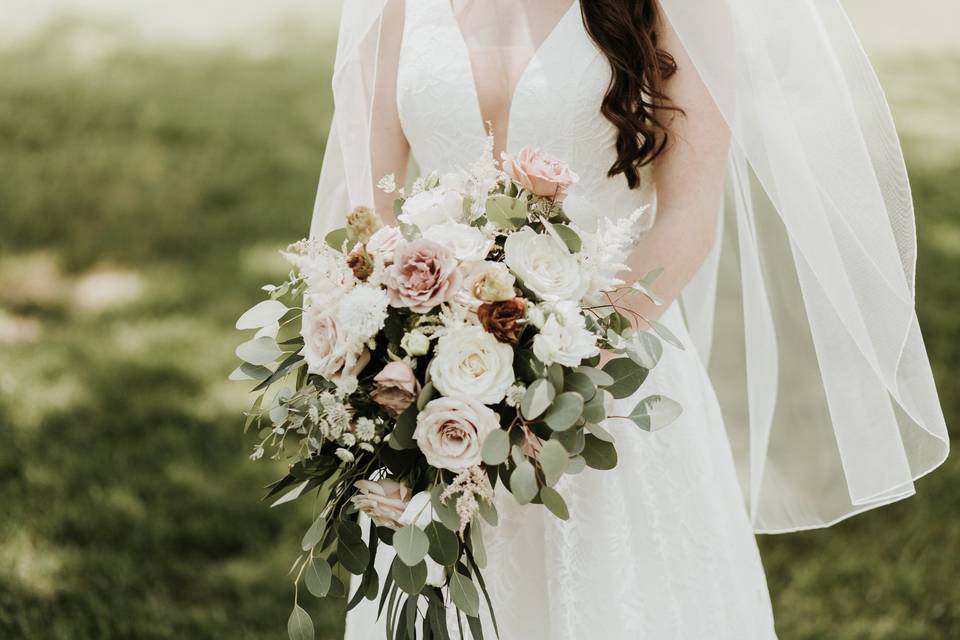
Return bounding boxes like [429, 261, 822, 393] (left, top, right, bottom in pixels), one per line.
[503, 227, 588, 302]
[350, 479, 411, 530]
[422, 221, 494, 262]
[429, 324, 514, 404]
[501, 146, 579, 201]
[371, 361, 420, 416]
[413, 396, 499, 472]
[385, 239, 462, 312]
[300, 305, 370, 381]
[366, 226, 405, 263]
[398, 189, 463, 231]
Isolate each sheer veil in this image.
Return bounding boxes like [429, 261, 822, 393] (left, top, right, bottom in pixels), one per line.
[310, 0, 949, 533]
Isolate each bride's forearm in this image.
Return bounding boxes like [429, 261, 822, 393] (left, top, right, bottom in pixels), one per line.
[616, 4, 730, 323]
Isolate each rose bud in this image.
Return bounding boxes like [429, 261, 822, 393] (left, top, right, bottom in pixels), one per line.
[346, 205, 382, 244]
[371, 360, 420, 416]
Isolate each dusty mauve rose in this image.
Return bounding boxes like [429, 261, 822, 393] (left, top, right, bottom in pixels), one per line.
[300, 306, 370, 381]
[366, 226, 404, 264]
[502, 146, 579, 201]
[371, 361, 420, 416]
[347, 245, 374, 281]
[384, 239, 462, 313]
[413, 396, 499, 472]
[350, 479, 411, 529]
[477, 297, 527, 344]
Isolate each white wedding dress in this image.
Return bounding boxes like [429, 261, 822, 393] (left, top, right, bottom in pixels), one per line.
[344, 1, 777, 638]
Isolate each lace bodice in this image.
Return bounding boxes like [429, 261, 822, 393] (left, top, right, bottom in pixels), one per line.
[396, 0, 655, 231]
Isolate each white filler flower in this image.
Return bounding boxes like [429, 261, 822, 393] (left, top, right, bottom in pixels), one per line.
[533, 301, 600, 367]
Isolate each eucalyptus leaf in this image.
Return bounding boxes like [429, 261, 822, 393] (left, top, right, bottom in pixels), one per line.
[628, 395, 683, 432]
[581, 434, 618, 470]
[631, 279, 664, 306]
[646, 317, 685, 351]
[417, 381, 436, 411]
[304, 560, 332, 598]
[550, 223, 582, 253]
[236, 336, 284, 366]
[325, 227, 349, 251]
[539, 486, 570, 520]
[229, 362, 272, 382]
[301, 516, 327, 551]
[287, 604, 314, 640]
[601, 357, 649, 399]
[547, 364, 564, 393]
[478, 499, 498, 526]
[520, 378, 555, 420]
[566, 455, 587, 475]
[431, 486, 461, 533]
[237, 299, 289, 330]
[563, 371, 597, 401]
[573, 366, 615, 387]
[582, 391, 607, 424]
[584, 420, 616, 443]
[509, 460, 538, 505]
[271, 480, 310, 508]
[625, 331, 663, 368]
[481, 429, 510, 466]
[425, 521, 460, 566]
[449, 570, 481, 617]
[394, 525, 430, 567]
[485, 194, 527, 230]
[469, 521, 487, 570]
[389, 405, 418, 451]
[538, 440, 569, 486]
[543, 392, 584, 432]
[391, 556, 427, 595]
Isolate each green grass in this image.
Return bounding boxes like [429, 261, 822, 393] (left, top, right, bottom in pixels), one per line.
[0, 25, 957, 640]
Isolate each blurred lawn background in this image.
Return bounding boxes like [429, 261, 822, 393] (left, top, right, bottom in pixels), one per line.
[0, 1, 956, 638]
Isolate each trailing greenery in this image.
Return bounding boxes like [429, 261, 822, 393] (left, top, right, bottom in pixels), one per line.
[0, 26, 957, 640]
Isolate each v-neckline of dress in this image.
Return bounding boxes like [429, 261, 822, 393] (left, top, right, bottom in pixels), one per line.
[443, 0, 580, 156]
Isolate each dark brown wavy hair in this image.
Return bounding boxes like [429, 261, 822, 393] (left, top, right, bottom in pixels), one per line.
[579, 0, 681, 189]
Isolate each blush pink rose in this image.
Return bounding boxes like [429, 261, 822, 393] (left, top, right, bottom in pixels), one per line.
[371, 361, 421, 416]
[413, 396, 499, 472]
[502, 146, 579, 201]
[384, 239, 462, 313]
[300, 306, 369, 381]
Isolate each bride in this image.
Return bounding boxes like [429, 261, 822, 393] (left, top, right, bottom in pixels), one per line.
[310, 0, 950, 637]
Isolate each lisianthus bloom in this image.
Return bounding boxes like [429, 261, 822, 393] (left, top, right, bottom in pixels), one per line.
[371, 361, 420, 416]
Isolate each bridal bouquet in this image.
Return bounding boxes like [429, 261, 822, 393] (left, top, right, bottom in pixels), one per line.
[231, 143, 682, 640]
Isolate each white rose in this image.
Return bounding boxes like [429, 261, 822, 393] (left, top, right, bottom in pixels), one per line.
[503, 227, 588, 302]
[399, 492, 446, 586]
[413, 396, 499, 472]
[429, 325, 514, 404]
[398, 189, 464, 231]
[423, 221, 493, 262]
[532, 301, 599, 367]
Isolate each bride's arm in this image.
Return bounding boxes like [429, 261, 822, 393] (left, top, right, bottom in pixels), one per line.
[370, 0, 410, 221]
[620, 9, 730, 321]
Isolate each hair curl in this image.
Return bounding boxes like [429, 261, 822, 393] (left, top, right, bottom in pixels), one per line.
[579, 0, 681, 189]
